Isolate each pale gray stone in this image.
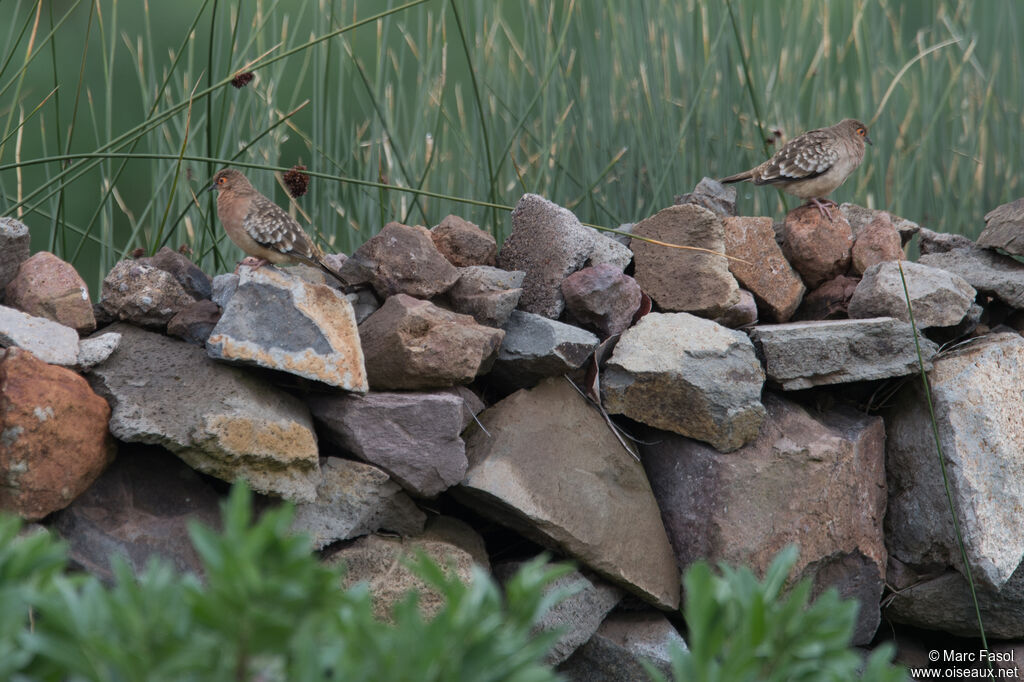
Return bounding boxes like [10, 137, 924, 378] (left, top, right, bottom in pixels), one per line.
[919, 244, 1024, 310]
[75, 332, 121, 371]
[602, 312, 765, 453]
[750, 317, 938, 390]
[445, 266, 524, 328]
[676, 176, 738, 217]
[848, 261, 976, 328]
[0, 305, 79, 366]
[584, 229, 633, 271]
[211, 273, 239, 309]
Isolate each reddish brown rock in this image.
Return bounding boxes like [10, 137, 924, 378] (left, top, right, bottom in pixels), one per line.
[642, 392, 887, 644]
[167, 299, 222, 346]
[850, 213, 902, 275]
[430, 215, 497, 267]
[631, 204, 740, 318]
[340, 221, 460, 299]
[4, 252, 96, 334]
[793, 275, 860, 320]
[781, 205, 854, 288]
[0, 347, 115, 520]
[561, 264, 642, 337]
[358, 294, 504, 390]
[723, 216, 805, 322]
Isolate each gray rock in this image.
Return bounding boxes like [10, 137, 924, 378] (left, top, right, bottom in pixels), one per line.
[52, 444, 221, 580]
[167, 299, 221, 346]
[917, 227, 976, 254]
[631, 204, 740, 318]
[291, 457, 426, 549]
[490, 310, 599, 389]
[87, 323, 321, 502]
[712, 288, 758, 328]
[675, 176, 738, 217]
[602, 312, 765, 453]
[918, 239, 1024, 310]
[0, 217, 31, 295]
[344, 287, 380, 325]
[340, 221, 460, 299]
[607, 223, 634, 246]
[359, 294, 503, 390]
[211, 273, 239, 309]
[839, 203, 919, 245]
[308, 390, 469, 498]
[561, 264, 643, 337]
[75, 332, 121, 371]
[642, 393, 888, 646]
[98, 259, 198, 329]
[559, 611, 687, 682]
[495, 562, 623, 666]
[498, 193, 595, 318]
[886, 333, 1024, 591]
[750, 317, 938, 390]
[136, 247, 213, 301]
[979, 198, 1024, 256]
[584, 229, 634, 272]
[848, 261, 976, 328]
[456, 377, 681, 610]
[445, 265, 524, 328]
[207, 266, 367, 392]
[0, 305, 80, 366]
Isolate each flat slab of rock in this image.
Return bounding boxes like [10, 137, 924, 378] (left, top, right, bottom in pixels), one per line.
[0, 217, 31, 293]
[430, 214, 497, 267]
[490, 310, 599, 390]
[0, 347, 115, 520]
[848, 261, 976, 328]
[456, 377, 680, 610]
[0, 305, 80, 366]
[722, 216, 805, 322]
[98, 259, 199, 329]
[495, 562, 623, 666]
[979, 198, 1024, 256]
[782, 205, 854, 288]
[631, 204, 740, 317]
[327, 516, 488, 622]
[88, 323, 321, 502]
[52, 445, 220, 579]
[498, 193, 595, 318]
[918, 239, 1024, 309]
[562, 264, 642, 337]
[340, 221, 460, 298]
[359, 294, 503, 390]
[602, 312, 765, 453]
[886, 332, 1024, 591]
[750, 317, 938, 390]
[642, 393, 888, 645]
[444, 265, 524, 328]
[559, 611, 687, 682]
[291, 457, 426, 549]
[207, 266, 367, 391]
[308, 390, 469, 497]
[5, 251, 96, 334]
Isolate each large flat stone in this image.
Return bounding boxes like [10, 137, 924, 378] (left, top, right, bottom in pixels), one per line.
[0, 305, 80, 366]
[602, 312, 765, 453]
[498, 193, 596, 318]
[631, 204, 740, 317]
[456, 377, 680, 610]
[207, 266, 367, 391]
[642, 393, 888, 645]
[87, 323, 321, 502]
[918, 231, 1024, 309]
[750, 317, 938, 390]
[886, 332, 1024, 591]
[307, 390, 469, 497]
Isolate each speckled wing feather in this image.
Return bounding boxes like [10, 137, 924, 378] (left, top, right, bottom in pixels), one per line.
[243, 193, 319, 260]
[751, 129, 838, 185]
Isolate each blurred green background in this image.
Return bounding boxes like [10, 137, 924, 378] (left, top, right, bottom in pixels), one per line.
[1, 0, 1021, 291]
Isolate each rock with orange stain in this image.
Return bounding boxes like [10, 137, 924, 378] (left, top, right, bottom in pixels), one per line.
[87, 323, 321, 502]
[206, 265, 367, 392]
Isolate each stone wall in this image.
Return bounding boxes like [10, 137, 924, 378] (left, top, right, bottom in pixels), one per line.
[2, 182, 1023, 676]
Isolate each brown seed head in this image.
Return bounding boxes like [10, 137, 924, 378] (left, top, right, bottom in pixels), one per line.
[231, 71, 254, 88]
[283, 164, 310, 198]
[131, 247, 145, 259]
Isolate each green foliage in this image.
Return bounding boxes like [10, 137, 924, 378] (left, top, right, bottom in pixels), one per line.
[647, 546, 907, 682]
[0, 484, 568, 682]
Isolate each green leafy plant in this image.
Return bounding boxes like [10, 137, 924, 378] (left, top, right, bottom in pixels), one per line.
[0, 484, 571, 682]
[647, 546, 907, 682]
